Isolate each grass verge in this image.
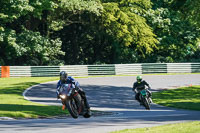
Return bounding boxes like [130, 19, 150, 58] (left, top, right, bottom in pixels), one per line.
[152, 85, 200, 111]
[0, 77, 68, 118]
[110, 121, 200, 133]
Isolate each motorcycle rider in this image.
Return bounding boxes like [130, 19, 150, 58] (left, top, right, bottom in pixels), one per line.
[56, 71, 91, 112]
[132, 75, 152, 104]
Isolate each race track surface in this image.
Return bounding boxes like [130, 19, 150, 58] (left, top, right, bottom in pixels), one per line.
[0, 74, 200, 133]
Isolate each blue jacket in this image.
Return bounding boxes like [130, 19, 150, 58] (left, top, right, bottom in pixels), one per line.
[57, 76, 80, 89]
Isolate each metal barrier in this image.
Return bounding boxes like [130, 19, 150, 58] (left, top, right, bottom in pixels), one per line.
[60, 65, 88, 76]
[88, 64, 115, 75]
[115, 64, 142, 75]
[191, 63, 200, 73]
[167, 63, 191, 73]
[31, 66, 60, 77]
[142, 63, 167, 74]
[10, 66, 31, 77]
[1, 63, 200, 77]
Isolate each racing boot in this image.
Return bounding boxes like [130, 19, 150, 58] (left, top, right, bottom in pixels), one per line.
[61, 101, 66, 110]
[84, 97, 91, 112]
[62, 105, 66, 110]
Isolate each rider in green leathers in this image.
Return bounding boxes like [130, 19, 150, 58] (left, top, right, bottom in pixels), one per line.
[132, 76, 152, 104]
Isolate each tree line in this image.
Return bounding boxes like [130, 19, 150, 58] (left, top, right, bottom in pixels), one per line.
[0, 0, 200, 65]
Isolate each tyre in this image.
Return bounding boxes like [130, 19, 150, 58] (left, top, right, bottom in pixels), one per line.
[66, 99, 79, 118]
[143, 98, 150, 110]
[73, 93, 83, 114]
[66, 93, 82, 119]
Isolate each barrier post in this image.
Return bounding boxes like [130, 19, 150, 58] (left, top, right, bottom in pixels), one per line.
[1, 66, 10, 78]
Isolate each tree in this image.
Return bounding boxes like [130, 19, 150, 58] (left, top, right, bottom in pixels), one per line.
[0, 0, 65, 65]
[101, 0, 158, 63]
[144, 0, 200, 62]
[170, 0, 200, 26]
[48, 0, 103, 32]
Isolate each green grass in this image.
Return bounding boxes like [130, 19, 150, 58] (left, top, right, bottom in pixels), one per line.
[110, 121, 200, 133]
[152, 85, 200, 111]
[0, 77, 68, 118]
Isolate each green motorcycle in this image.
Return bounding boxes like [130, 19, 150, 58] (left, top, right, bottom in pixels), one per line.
[138, 89, 152, 110]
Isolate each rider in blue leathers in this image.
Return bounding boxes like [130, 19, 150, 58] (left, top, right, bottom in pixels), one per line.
[56, 71, 90, 111]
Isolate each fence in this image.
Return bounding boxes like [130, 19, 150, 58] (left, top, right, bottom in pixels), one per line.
[1, 63, 200, 77]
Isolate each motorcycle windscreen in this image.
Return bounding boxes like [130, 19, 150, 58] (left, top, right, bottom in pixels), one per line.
[59, 84, 72, 95]
[140, 90, 147, 96]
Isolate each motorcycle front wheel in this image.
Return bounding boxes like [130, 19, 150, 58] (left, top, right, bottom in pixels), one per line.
[66, 98, 79, 119]
[143, 97, 150, 110]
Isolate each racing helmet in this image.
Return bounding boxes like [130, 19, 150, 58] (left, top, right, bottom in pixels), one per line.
[136, 75, 142, 83]
[60, 71, 68, 83]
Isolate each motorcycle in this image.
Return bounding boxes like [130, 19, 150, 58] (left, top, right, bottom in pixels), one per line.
[57, 83, 91, 119]
[135, 88, 152, 110]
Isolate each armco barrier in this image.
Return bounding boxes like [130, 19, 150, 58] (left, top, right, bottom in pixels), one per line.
[10, 66, 31, 77]
[60, 65, 88, 76]
[31, 66, 60, 77]
[167, 63, 191, 73]
[191, 63, 200, 73]
[142, 63, 167, 74]
[1, 63, 200, 77]
[88, 64, 115, 75]
[115, 64, 142, 75]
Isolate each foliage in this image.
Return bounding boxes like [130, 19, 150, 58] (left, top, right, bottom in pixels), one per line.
[0, 0, 64, 65]
[0, 0, 200, 65]
[0, 28, 64, 65]
[170, 0, 200, 27]
[48, 0, 103, 31]
[48, 0, 104, 64]
[144, 0, 200, 63]
[0, 0, 33, 23]
[102, 0, 158, 62]
[53, 0, 159, 64]
[16, 28, 65, 65]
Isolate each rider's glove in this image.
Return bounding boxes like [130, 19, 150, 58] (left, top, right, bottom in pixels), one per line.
[133, 88, 138, 93]
[75, 85, 80, 91]
[71, 81, 76, 85]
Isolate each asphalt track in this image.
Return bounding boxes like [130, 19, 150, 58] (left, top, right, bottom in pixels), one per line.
[0, 74, 200, 133]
